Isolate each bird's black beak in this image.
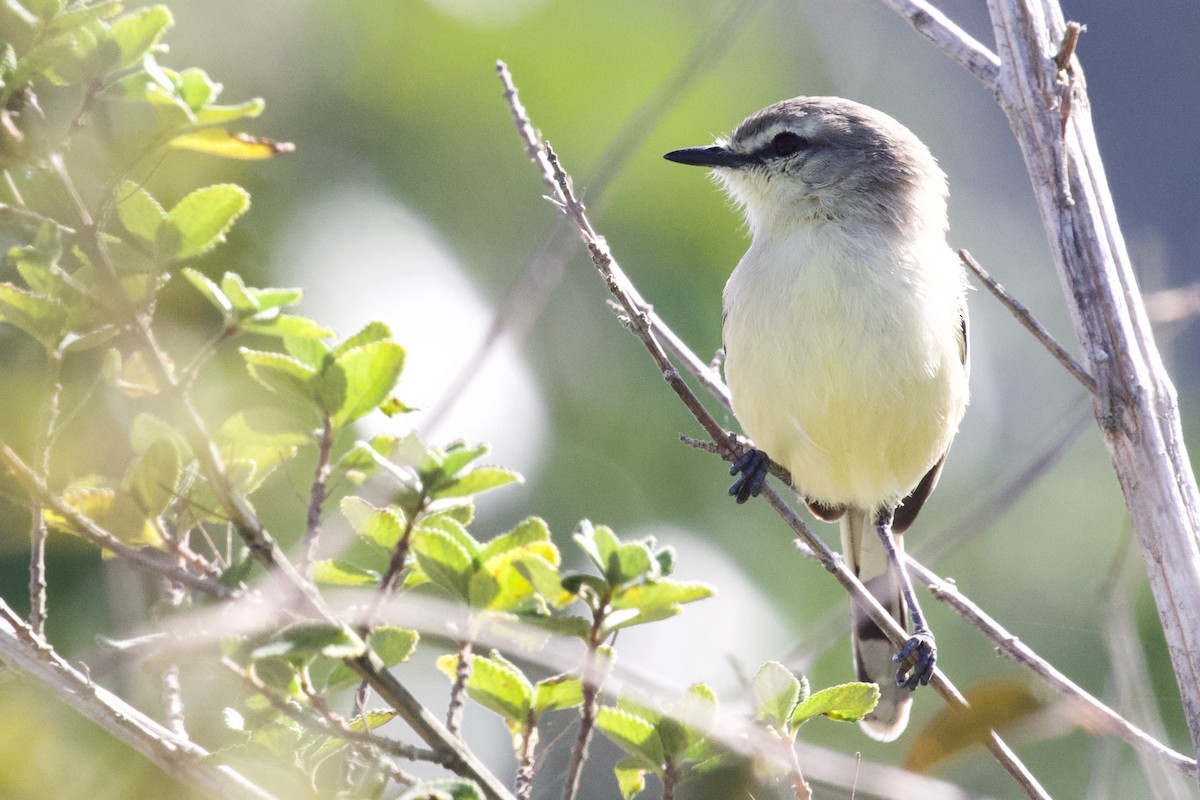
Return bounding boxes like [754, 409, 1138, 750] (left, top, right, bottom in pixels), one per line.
[663, 145, 750, 169]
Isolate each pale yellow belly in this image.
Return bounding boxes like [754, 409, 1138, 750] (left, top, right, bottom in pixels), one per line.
[722, 244, 966, 511]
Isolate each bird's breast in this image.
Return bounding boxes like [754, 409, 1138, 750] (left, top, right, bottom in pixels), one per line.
[721, 226, 967, 510]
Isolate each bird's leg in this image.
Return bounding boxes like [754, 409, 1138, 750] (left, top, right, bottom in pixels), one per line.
[873, 508, 936, 689]
[728, 446, 770, 504]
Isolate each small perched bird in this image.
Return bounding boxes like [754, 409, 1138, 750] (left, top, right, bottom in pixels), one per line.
[665, 97, 968, 741]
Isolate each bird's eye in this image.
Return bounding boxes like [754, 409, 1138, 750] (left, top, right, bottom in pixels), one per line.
[772, 131, 809, 157]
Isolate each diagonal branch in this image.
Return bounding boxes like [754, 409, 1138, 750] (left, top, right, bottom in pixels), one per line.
[0, 600, 276, 800]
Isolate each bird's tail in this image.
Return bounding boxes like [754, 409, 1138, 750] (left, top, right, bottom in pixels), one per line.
[841, 508, 911, 741]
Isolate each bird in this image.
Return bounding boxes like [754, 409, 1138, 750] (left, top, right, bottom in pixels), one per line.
[664, 96, 969, 740]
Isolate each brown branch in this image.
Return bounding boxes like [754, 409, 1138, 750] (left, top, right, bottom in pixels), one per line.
[960, 249, 1098, 395]
[909, 559, 1198, 780]
[221, 657, 442, 765]
[1, 444, 236, 599]
[0, 601, 276, 800]
[302, 415, 335, 577]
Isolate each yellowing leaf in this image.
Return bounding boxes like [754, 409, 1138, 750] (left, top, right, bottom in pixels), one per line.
[168, 128, 294, 160]
[905, 679, 1044, 772]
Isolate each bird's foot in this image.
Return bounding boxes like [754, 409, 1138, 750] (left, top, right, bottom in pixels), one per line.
[893, 629, 936, 689]
[728, 447, 769, 504]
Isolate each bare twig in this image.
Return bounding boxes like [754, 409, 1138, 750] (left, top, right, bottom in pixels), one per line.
[877, 0, 1001, 85]
[446, 638, 473, 737]
[910, 559, 1198, 780]
[0, 601, 276, 800]
[303, 416, 335, 577]
[500, 61, 1051, 800]
[28, 348, 63, 637]
[1, 444, 236, 598]
[960, 249, 1098, 395]
[221, 657, 442, 765]
[0, 202, 76, 234]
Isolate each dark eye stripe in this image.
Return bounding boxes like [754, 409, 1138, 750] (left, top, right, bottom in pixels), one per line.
[771, 131, 809, 157]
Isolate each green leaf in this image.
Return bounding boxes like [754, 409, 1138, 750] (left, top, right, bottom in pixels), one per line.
[239, 348, 317, 400]
[671, 683, 718, 755]
[348, 709, 397, 734]
[182, 267, 232, 315]
[311, 560, 378, 587]
[432, 466, 521, 500]
[605, 603, 681, 633]
[109, 5, 172, 69]
[241, 312, 332, 339]
[332, 320, 391, 357]
[753, 661, 801, 728]
[220, 271, 258, 312]
[608, 541, 656, 586]
[329, 339, 405, 427]
[0, 282, 67, 348]
[250, 656, 302, 696]
[335, 435, 404, 484]
[613, 755, 651, 800]
[46, 1, 120, 34]
[248, 622, 366, 662]
[219, 407, 312, 449]
[418, 514, 479, 559]
[411, 527, 473, 599]
[574, 521, 619, 574]
[125, 437, 181, 515]
[534, 675, 584, 715]
[193, 98, 265, 126]
[435, 651, 532, 724]
[596, 706, 663, 768]
[513, 553, 573, 609]
[790, 682, 881, 727]
[46, 484, 162, 551]
[176, 67, 218, 110]
[248, 286, 303, 312]
[158, 184, 249, 261]
[370, 626, 419, 667]
[434, 441, 489, 477]
[467, 569, 499, 609]
[398, 779, 483, 800]
[283, 335, 332, 369]
[611, 579, 715, 611]
[115, 180, 166, 243]
[341, 496, 405, 551]
[560, 571, 609, 600]
[479, 516, 551, 563]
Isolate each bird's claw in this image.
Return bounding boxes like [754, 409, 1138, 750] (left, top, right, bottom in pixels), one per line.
[893, 630, 936, 689]
[728, 448, 769, 504]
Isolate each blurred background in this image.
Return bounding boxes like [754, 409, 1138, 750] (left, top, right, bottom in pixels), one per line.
[1, 0, 1199, 797]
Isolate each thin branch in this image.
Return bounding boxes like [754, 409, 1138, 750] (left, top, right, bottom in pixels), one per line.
[1099, 539, 1196, 797]
[0, 601, 277, 800]
[514, 713, 537, 800]
[0, 202, 76, 234]
[960, 249, 1098, 395]
[909, 558, 1198, 780]
[446, 638, 473, 737]
[302, 415, 335, 578]
[28, 347, 63, 637]
[500, 61, 1051, 800]
[348, 652, 517, 800]
[221, 657, 442, 765]
[1, 444, 236, 598]
[877, 0, 1001, 85]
